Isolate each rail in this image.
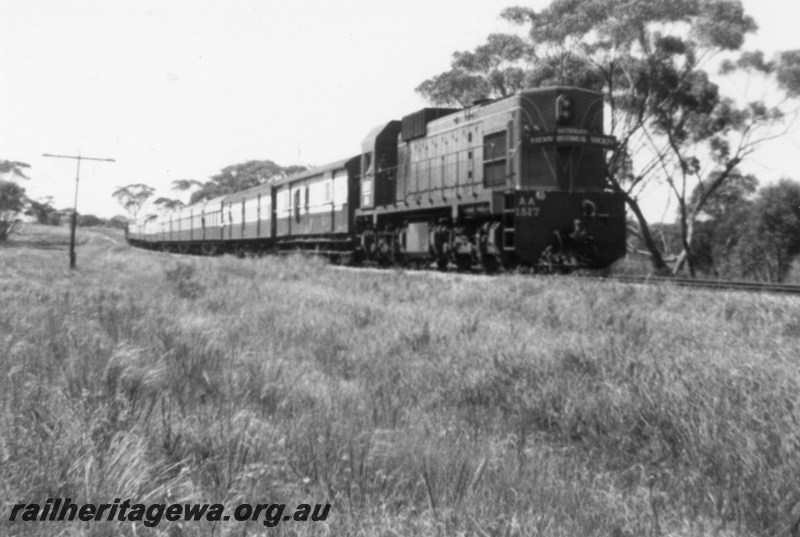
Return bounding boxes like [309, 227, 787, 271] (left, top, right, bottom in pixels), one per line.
[589, 274, 800, 296]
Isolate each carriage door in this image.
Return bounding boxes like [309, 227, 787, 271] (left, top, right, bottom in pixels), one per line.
[271, 187, 278, 238]
[293, 186, 302, 232]
[227, 202, 233, 240]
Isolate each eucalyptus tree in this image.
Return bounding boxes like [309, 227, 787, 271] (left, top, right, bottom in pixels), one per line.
[417, 0, 800, 275]
[737, 178, 800, 282]
[170, 179, 203, 193]
[112, 184, 155, 219]
[681, 169, 757, 276]
[189, 160, 306, 204]
[152, 197, 185, 211]
[416, 33, 534, 106]
[26, 197, 60, 225]
[0, 160, 32, 240]
[0, 181, 26, 241]
[0, 160, 31, 180]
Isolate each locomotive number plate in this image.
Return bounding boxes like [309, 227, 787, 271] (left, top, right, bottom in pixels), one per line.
[516, 195, 540, 217]
[516, 207, 540, 217]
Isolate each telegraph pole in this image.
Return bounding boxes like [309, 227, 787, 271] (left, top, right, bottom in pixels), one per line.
[42, 152, 115, 269]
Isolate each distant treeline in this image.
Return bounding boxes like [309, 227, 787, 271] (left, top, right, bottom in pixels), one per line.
[628, 176, 800, 283]
[26, 201, 127, 230]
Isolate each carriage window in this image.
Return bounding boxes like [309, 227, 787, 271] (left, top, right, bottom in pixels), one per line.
[483, 131, 507, 187]
[363, 153, 373, 176]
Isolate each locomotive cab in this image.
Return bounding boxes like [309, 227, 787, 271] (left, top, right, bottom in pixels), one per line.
[513, 87, 624, 268]
[518, 87, 612, 192]
[359, 120, 401, 209]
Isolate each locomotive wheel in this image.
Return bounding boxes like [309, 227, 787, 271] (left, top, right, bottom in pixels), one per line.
[482, 255, 500, 274]
[454, 254, 472, 272]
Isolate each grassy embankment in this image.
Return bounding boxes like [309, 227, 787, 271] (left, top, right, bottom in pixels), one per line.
[2, 224, 800, 536]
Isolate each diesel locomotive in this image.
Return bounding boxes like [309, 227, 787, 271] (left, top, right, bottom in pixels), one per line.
[127, 86, 627, 271]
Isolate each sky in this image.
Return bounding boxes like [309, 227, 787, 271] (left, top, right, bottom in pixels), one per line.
[1, 0, 798, 220]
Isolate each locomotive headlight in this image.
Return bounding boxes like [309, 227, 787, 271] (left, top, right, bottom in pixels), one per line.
[556, 94, 574, 124]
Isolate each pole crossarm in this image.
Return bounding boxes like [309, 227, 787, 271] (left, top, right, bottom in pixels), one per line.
[42, 152, 115, 269]
[42, 153, 115, 162]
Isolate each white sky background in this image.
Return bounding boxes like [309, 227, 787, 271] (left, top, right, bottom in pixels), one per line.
[1, 0, 798, 220]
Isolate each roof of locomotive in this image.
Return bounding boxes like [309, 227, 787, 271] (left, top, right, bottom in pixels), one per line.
[519, 85, 603, 97]
[421, 85, 604, 136]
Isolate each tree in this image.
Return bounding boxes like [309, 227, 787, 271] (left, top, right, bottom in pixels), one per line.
[152, 197, 185, 211]
[171, 179, 203, 193]
[0, 160, 31, 180]
[50, 208, 72, 226]
[0, 159, 31, 241]
[417, 0, 800, 276]
[737, 178, 800, 282]
[0, 181, 26, 241]
[650, 52, 793, 276]
[26, 197, 60, 225]
[77, 214, 104, 227]
[189, 160, 306, 204]
[106, 215, 129, 230]
[112, 184, 155, 218]
[689, 170, 757, 222]
[416, 33, 534, 106]
[675, 170, 758, 276]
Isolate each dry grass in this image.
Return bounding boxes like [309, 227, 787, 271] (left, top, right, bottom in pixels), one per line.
[2, 224, 800, 536]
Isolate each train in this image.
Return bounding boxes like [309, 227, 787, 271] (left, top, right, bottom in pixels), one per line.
[127, 86, 627, 271]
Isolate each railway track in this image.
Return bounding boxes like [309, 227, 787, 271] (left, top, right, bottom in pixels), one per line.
[331, 259, 800, 296]
[592, 274, 800, 296]
[137, 238, 800, 297]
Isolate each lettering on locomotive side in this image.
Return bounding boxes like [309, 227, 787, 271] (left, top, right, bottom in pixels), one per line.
[528, 131, 617, 148]
[516, 195, 540, 217]
[555, 134, 585, 143]
[557, 127, 589, 135]
[516, 206, 540, 217]
[589, 135, 616, 147]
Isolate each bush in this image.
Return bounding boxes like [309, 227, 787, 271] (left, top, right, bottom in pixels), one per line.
[0, 180, 25, 241]
[163, 260, 205, 299]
